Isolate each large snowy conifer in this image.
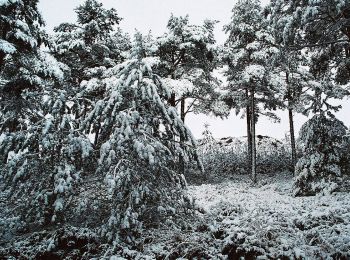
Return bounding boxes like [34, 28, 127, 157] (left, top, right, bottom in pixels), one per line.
[0, 0, 93, 226]
[80, 33, 198, 242]
[157, 15, 220, 121]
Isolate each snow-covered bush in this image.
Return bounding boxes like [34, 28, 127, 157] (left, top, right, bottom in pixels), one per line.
[0, 90, 94, 226]
[294, 113, 347, 196]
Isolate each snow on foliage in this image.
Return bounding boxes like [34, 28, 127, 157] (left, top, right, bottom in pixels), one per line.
[0, 39, 16, 54]
[79, 32, 199, 243]
[197, 129, 292, 177]
[1, 0, 350, 258]
[294, 113, 348, 196]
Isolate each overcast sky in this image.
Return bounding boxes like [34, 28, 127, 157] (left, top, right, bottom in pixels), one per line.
[38, 0, 350, 140]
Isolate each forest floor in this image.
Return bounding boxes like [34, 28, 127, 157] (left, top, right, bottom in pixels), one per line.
[137, 172, 350, 259]
[1, 172, 350, 259]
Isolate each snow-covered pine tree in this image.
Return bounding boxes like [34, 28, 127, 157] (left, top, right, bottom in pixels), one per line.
[0, 0, 46, 141]
[268, 0, 350, 173]
[157, 15, 219, 121]
[222, 0, 282, 182]
[294, 112, 347, 196]
[52, 0, 130, 147]
[294, 65, 349, 195]
[266, 45, 319, 172]
[156, 15, 220, 174]
[79, 32, 198, 243]
[268, 0, 350, 87]
[53, 0, 125, 83]
[0, 0, 93, 227]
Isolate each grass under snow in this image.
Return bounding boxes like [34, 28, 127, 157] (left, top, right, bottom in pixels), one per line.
[139, 172, 350, 259]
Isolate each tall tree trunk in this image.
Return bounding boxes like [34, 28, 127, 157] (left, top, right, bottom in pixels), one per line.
[179, 96, 185, 175]
[286, 72, 297, 174]
[246, 89, 252, 173]
[251, 89, 257, 183]
[288, 106, 297, 174]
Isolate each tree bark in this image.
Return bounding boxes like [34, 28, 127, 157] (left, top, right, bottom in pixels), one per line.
[286, 71, 297, 174]
[180, 97, 185, 123]
[246, 89, 252, 173]
[251, 89, 257, 183]
[169, 93, 176, 107]
[179, 96, 185, 175]
[93, 123, 100, 148]
[288, 107, 297, 174]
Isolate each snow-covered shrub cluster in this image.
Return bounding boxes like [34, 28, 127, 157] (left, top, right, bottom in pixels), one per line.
[188, 173, 350, 259]
[294, 113, 348, 196]
[195, 126, 293, 180]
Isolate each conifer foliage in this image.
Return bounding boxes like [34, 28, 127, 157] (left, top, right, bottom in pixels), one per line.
[223, 0, 282, 182]
[1, 0, 350, 258]
[0, 0, 199, 248]
[294, 112, 347, 196]
[80, 33, 198, 242]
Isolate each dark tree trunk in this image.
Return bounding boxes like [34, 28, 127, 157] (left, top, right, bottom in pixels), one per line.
[286, 72, 297, 174]
[179, 96, 185, 175]
[251, 89, 257, 183]
[94, 123, 101, 148]
[169, 93, 176, 107]
[246, 89, 252, 173]
[288, 107, 297, 174]
[180, 97, 185, 123]
[0, 52, 5, 68]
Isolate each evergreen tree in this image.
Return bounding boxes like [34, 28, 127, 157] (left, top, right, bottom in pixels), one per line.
[52, 0, 129, 146]
[294, 112, 347, 196]
[0, 0, 93, 226]
[53, 0, 124, 83]
[0, 0, 48, 137]
[268, 0, 350, 173]
[269, 0, 350, 86]
[223, 0, 282, 182]
[79, 33, 198, 242]
[269, 47, 320, 172]
[156, 15, 219, 174]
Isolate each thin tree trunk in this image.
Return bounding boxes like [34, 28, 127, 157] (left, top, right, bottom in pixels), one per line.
[246, 89, 252, 173]
[180, 97, 185, 123]
[169, 93, 176, 107]
[251, 89, 257, 183]
[179, 96, 185, 175]
[0, 52, 5, 68]
[288, 107, 297, 174]
[286, 71, 297, 174]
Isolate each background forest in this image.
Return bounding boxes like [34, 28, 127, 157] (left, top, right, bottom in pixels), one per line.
[1, 0, 350, 259]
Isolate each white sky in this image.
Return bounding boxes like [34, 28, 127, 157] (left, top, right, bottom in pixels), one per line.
[38, 0, 350, 140]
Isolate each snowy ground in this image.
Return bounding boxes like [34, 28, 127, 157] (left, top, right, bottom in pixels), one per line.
[138, 172, 350, 259]
[2, 172, 350, 259]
